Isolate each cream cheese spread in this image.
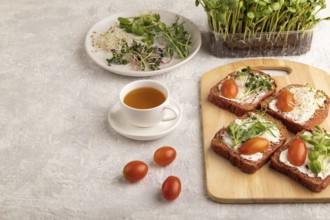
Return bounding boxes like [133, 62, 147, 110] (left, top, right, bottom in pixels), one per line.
[222, 114, 281, 161]
[240, 152, 263, 161]
[279, 131, 330, 180]
[218, 73, 271, 104]
[269, 86, 326, 124]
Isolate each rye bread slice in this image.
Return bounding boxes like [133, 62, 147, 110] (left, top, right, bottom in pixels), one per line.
[271, 130, 330, 192]
[211, 112, 288, 174]
[261, 84, 330, 133]
[208, 69, 276, 116]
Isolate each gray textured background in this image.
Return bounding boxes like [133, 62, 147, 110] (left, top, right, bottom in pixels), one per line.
[1, 0, 330, 219]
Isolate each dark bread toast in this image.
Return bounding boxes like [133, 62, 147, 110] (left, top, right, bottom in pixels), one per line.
[261, 84, 330, 133]
[271, 130, 330, 192]
[208, 69, 276, 116]
[211, 112, 288, 174]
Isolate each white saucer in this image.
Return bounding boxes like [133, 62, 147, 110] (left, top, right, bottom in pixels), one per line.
[108, 100, 182, 141]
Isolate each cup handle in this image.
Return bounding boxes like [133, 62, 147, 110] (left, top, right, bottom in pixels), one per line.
[161, 104, 179, 122]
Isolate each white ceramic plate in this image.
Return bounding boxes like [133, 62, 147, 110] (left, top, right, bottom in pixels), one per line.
[108, 100, 182, 141]
[85, 10, 201, 77]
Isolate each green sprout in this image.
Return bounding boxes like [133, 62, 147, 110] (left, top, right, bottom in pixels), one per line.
[300, 126, 330, 175]
[196, 0, 330, 41]
[228, 114, 276, 148]
[118, 13, 191, 59]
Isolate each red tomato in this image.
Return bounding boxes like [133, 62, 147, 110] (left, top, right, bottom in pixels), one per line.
[221, 79, 239, 99]
[162, 176, 181, 201]
[123, 160, 148, 183]
[239, 137, 270, 155]
[288, 138, 307, 166]
[276, 90, 295, 112]
[154, 146, 176, 167]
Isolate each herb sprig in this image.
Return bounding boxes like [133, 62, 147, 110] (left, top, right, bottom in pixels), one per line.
[119, 13, 161, 45]
[228, 114, 276, 148]
[118, 13, 191, 59]
[300, 126, 330, 175]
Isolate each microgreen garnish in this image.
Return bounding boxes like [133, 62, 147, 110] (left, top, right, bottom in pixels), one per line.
[236, 66, 273, 100]
[228, 114, 276, 148]
[196, 0, 330, 39]
[300, 126, 330, 175]
[107, 40, 164, 71]
[118, 13, 161, 45]
[118, 13, 191, 59]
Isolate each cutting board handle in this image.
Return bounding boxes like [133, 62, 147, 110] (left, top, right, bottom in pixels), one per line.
[252, 65, 292, 75]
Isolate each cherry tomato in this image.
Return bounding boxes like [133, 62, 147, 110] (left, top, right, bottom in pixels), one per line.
[123, 160, 148, 183]
[239, 137, 270, 155]
[154, 146, 176, 167]
[288, 138, 307, 166]
[162, 176, 181, 201]
[276, 90, 295, 112]
[221, 79, 239, 99]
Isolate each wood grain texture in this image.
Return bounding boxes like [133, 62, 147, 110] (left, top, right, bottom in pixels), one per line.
[201, 59, 330, 203]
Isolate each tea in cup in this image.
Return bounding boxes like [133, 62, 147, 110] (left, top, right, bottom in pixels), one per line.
[119, 80, 179, 127]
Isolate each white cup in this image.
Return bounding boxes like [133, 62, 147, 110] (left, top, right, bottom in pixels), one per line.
[119, 80, 179, 127]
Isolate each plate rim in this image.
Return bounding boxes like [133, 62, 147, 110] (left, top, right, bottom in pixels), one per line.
[85, 9, 202, 77]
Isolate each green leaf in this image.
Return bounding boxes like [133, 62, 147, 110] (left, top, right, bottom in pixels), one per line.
[287, 7, 296, 13]
[308, 151, 319, 161]
[257, 1, 267, 6]
[228, 0, 239, 9]
[120, 23, 131, 32]
[307, 140, 318, 146]
[271, 2, 280, 11]
[158, 22, 166, 31]
[132, 25, 144, 36]
[300, 134, 311, 141]
[315, 125, 322, 132]
[314, 143, 327, 152]
[220, 5, 229, 11]
[309, 160, 322, 174]
[263, 7, 273, 16]
[216, 12, 226, 22]
[118, 17, 131, 25]
[228, 122, 238, 136]
[247, 11, 255, 19]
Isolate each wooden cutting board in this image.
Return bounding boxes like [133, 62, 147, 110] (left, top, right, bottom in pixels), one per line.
[201, 59, 330, 203]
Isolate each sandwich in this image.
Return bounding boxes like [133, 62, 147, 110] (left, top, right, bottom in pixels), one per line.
[208, 66, 276, 116]
[271, 126, 330, 192]
[261, 84, 330, 133]
[211, 111, 288, 174]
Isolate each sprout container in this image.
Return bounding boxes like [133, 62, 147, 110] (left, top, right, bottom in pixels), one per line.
[209, 29, 313, 58]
